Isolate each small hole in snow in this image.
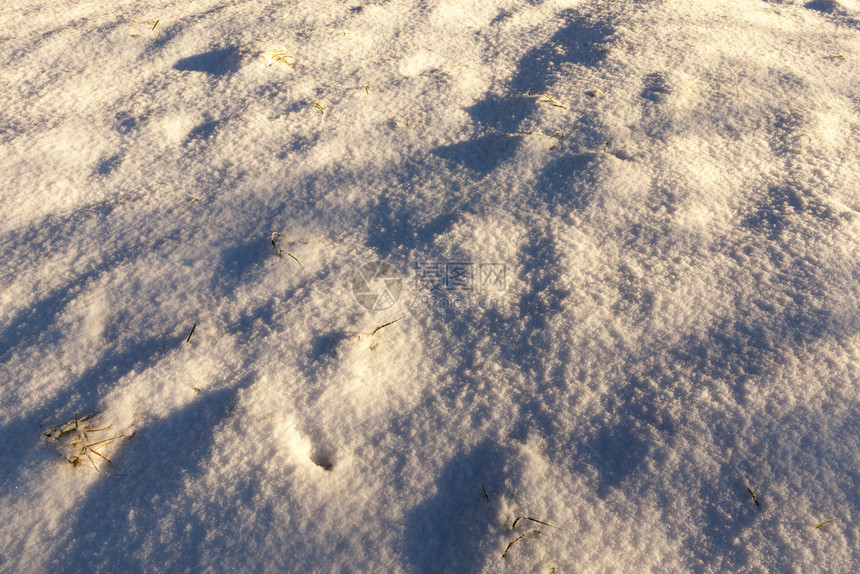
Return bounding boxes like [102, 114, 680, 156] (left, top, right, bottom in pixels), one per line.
[311, 449, 335, 471]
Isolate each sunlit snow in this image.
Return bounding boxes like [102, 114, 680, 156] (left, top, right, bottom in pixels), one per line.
[1, 0, 859, 571]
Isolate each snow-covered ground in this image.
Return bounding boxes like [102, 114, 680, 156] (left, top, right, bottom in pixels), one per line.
[1, 0, 859, 571]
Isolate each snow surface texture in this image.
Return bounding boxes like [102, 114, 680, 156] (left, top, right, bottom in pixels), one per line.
[1, 0, 859, 571]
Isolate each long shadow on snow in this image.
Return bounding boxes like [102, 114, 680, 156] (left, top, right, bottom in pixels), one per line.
[461, 225, 571, 400]
[0, 238, 194, 491]
[804, 1, 860, 28]
[0, 229, 272, 494]
[655, 291, 856, 568]
[0, 267, 103, 364]
[571, 295, 846, 504]
[694, 471, 762, 572]
[531, 152, 599, 213]
[174, 46, 241, 75]
[670, 300, 837, 410]
[414, 225, 577, 452]
[742, 185, 804, 240]
[0, 203, 152, 363]
[0, 201, 186, 366]
[211, 236, 275, 295]
[414, 222, 571, 414]
[43, 386, 240, 573]
[366, 195, 464, 259]
[588, 258, 850, 500]
[403, 440, 510, 573]
[0, 334, 189, 493]
[432, 10, 614, 176]
[421, 220, 854, 505]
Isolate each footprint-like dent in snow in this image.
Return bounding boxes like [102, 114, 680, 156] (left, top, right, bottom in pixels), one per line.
[95, 154, 123, 176]
[310, 446, 336, 471]
[174, 46, 241, 75]
[185, 119, 222, 145]
[805, 0, 858, 12]
[640, 72, 673, 103]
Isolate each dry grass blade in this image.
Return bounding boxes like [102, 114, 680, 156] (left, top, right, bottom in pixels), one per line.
[746, 486, 760, 506]
[56, 413, 127, 473]
[53, 352, 73, 373]
[371, 315, 406, 336]
[271, 232, 303, 269]
[539, 94, 567, 109]
[130, 16, 161, 40]
[512, 516, 565, 531]
[816, 518, 841, 529]
[285, 252, 303, 269]
[502, 529, 541, 558]
[271, 49, 299, 68]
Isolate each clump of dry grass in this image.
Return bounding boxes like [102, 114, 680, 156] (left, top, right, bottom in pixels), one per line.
[46, 413, 127, 473]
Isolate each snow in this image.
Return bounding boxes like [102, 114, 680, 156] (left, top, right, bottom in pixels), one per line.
[1, 0, 859, 571]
